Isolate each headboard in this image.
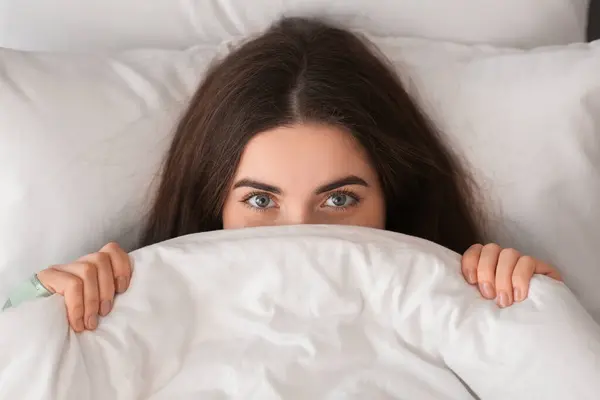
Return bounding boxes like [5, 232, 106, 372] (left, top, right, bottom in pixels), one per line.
[589, 0, 600, 39]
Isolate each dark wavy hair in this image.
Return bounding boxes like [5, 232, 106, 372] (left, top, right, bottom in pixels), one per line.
[141, 17, 483, 254]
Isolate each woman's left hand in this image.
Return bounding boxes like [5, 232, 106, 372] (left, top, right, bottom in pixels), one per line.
[461, 243, 562, 308]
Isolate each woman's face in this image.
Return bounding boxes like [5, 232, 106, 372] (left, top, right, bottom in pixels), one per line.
[222, 123, 386, 229]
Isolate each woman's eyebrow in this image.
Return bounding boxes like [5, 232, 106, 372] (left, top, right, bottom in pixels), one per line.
[233, 179, 282, 194]
[315, 175, 369, 194]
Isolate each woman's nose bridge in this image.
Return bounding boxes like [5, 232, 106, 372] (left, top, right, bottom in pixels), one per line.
[277, 204, 315, 225]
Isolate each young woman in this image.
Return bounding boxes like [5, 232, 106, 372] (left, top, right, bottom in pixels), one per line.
[3, 17, 561, 332]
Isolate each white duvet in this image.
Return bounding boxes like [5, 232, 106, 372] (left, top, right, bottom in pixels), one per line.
[1, 225, 599, 399]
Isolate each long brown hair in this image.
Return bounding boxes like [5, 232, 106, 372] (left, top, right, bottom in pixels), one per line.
[141, 17, 483, 254]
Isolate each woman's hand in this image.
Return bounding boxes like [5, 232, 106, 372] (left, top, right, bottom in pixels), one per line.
[37, 242, 132, 332]
[461, 243, 562, 308]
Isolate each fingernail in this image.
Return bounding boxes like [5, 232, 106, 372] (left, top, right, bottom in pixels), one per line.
[497, 292, 509, 308]
[467, 271, 477, 284]
[480, 282, 495, 299]
[87, 314, 98, 330]
[116, 277, 128, 293]
[75, 318, 85, 332]
[100, 300, 112, 316]
[514, 288, 523, 302]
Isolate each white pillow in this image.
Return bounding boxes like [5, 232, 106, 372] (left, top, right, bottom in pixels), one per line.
[381, 38, 600, 322]
[0, 37, 599, 323]
[0, 46, 216, 297]
[0, 0, 590, 52]
[1, 226, 598, 399]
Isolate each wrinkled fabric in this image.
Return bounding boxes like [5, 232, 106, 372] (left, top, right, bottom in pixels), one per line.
[0, 0, 589, 52]
[1, 225, 599, 400]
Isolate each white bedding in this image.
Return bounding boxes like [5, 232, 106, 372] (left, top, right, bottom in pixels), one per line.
[2, 37, 600, 324]
[0, 0, 589, 51]
[1, 225, 599, 399]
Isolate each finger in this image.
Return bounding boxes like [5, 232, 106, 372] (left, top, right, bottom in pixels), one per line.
[477, 243, 501, 299]
[512, 256, 536, 302]
[59, 262, 100, 330]
[535, 260, 563, 281]
[494, 248, 520, 308]
[461, 244, 483, 284]
[79, 252, 115, 317]
[37, 268, 85, 332]
[101, 242, 132, 294]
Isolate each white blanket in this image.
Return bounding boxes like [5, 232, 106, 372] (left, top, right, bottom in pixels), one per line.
[1, 225, 599, 399]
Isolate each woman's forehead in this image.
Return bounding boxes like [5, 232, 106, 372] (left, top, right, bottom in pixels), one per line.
[234, 123, 378, 189]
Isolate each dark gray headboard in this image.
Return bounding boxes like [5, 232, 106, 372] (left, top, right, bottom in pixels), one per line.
[589, 0, 600, 40]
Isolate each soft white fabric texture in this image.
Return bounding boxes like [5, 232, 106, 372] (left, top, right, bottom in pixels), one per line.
[0, 37, 599, 322]
[0, 46, 216, 297]
[1, 226, 599, 399]
[0, 0, 590, 51]
[379, 38, 600, 323]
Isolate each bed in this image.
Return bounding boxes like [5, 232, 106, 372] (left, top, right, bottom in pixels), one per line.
[0, 2, 599, 399]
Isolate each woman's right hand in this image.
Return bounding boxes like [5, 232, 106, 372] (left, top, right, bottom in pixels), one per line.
[37, 242, 132, 333]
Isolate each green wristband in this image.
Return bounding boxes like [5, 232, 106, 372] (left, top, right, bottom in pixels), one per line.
[2, 274, 53, 311]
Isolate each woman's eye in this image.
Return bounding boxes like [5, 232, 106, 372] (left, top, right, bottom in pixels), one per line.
[324, 193, 358, 208]
[246, 194, 275, 209]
